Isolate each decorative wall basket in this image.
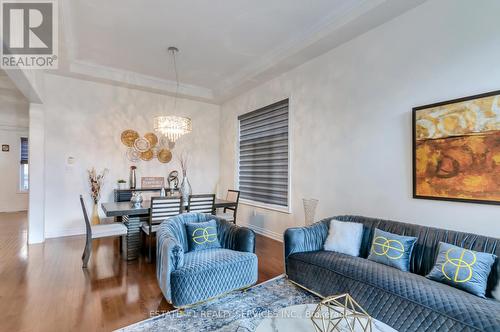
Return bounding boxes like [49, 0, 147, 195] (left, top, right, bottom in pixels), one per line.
[121, 130, 172, 163]
[303, 198, 319, 226]
[311, 293, 372, 332]
[121, 130, 139, 147]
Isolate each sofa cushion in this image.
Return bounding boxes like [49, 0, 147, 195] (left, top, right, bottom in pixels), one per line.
[185, 220, 221, 251]
[171, 248, 258, 307]
[367, 228, 417, 272]
[324, 219, 363, 256]
[287, 250, 500, 331]
[427, 242, 496, 298]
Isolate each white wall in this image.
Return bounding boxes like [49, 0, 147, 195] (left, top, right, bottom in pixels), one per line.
[28, 103, 45, 243]
[0, 91, 29, 212]
[219, 0, 500, 240]
[40, 74, 220, 238]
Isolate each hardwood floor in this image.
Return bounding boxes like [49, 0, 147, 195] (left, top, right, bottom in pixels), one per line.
[0, 212, 284, 332]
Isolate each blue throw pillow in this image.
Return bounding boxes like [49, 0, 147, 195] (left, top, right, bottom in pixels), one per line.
[367, 228, 417, 272]
[185, 220, 221, 252]
[426, 242, 496, 298]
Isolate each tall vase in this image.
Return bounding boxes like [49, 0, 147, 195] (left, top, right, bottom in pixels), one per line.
[303, 198, 318, 226]
[180, 172, 192, 207]
[129, 167, 136, 189]
[91, 202, 101, 225]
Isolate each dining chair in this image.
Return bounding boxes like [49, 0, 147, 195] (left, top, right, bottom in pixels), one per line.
[142, 196, 183, 262]
[187, 194, 216, 214]
[80, 195, 127, 268]
[216, 189, 240, 223]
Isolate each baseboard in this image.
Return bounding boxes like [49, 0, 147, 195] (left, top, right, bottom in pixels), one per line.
[239, 222, 283, 242]
[45, 225, 85, 239]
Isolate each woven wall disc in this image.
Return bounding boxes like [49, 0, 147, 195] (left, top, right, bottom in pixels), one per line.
[140, 149, 154, 161]
[157, 148, 172, 163]
[144, 132, 158, 148]
[134, 137, 151, 152]
[121, 130, 139, 147]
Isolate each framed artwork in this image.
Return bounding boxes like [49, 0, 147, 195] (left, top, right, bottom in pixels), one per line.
[413, 90, 500, 205]
[2, 145, 9, 152]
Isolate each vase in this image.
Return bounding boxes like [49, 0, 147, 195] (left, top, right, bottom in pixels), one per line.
[129, 168, 136, 189]
[180, 173, 192, 207]
[303, 198, 318, 226]
[91, 202, 101, 225]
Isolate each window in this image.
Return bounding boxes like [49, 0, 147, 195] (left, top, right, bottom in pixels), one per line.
[20, 137, 29, 191]
[238, 99, 289, 210]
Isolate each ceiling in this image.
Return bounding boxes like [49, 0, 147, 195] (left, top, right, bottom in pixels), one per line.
[0, 70, 28, 105]
[55, 0, 427, 103]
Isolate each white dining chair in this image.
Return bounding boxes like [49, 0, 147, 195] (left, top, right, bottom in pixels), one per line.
[80, 195, 127, 268]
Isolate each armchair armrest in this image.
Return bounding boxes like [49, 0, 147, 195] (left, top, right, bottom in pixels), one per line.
[284, 220, 329, 258]
[217, 219, 255, 253]
[156, 230, 184, 302]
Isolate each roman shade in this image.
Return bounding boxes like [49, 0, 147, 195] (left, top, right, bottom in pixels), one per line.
[238, 99, 289, 207]
[20, 137, 28, 164]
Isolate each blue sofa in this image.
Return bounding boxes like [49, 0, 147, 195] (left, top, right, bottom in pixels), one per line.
[285, 215, 500, 332]
[156, 213, 258, 307]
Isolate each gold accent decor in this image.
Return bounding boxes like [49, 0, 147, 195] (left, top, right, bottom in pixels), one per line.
[134, 137, 151, 152]
[311, 293, 372, 332]
[121, 130, 139, 147]
[144, 132, 158, 148]
[140, 149, 154, 161]
[157, 148, 172, 163]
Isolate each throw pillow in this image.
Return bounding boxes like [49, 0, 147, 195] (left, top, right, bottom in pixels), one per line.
[185, 220, 221, 252]
[426, 242, 496, 298]
[323, 219, 363, 257]
[367, 228, 417, 272]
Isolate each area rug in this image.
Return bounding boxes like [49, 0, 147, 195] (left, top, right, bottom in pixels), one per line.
[117, 275, 319, 332]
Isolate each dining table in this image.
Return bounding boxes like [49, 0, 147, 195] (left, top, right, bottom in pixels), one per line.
[101, 198, 237, 260]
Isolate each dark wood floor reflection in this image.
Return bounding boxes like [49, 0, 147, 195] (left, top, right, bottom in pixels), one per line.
[0, 212, 284, 331]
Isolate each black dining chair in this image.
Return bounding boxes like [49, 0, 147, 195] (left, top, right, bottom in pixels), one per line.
[216, 190, 240, 223]
[187, 194, 216, 214]
[142, 196, 183, 262]
[80, 195, 127, 268]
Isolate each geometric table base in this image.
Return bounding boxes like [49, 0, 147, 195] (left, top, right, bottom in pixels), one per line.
[311, 294, 373, 332]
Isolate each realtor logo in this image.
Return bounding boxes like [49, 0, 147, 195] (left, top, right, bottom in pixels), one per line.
[1, 0, 58, 69]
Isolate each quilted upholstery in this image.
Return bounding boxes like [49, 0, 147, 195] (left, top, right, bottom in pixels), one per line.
[157, 213, 257, 307]
[288, 251, 500, 332]
[285, 215, 500, 332]
[171, 248, 257, 307]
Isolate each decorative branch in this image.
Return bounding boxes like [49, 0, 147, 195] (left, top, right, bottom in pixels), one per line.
[88, 167, 109, 204]
[178, 151, 189, 176]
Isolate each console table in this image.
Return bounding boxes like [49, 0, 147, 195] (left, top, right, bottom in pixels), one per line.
[114, 188, 179, 202]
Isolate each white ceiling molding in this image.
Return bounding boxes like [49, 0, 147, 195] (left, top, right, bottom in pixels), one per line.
[69, 60, 215, 101]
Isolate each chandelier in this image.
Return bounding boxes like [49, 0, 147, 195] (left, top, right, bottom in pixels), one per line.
[153, 46, 192, 143]
[154, 115, 192, 143]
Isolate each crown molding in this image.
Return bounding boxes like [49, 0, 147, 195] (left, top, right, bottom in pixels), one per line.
[68, 60, 215, 102]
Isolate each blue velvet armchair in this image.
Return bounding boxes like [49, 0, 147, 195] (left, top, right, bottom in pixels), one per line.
[156, 212, 258, 307]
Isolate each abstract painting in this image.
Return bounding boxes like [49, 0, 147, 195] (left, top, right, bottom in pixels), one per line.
[413, 90, 500, 205]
